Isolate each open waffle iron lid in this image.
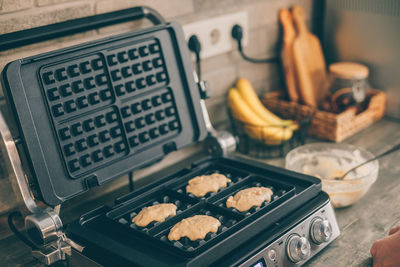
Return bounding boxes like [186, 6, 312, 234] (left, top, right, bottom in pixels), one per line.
[0, 21, 208, 206]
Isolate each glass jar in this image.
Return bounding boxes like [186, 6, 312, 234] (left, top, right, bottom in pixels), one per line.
[328, 62, 370, 113]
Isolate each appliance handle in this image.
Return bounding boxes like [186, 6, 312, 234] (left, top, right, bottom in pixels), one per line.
[0, 6, 165, 52]
[0, 110, 40, 213]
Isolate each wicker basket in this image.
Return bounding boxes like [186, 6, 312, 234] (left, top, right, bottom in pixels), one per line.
[262, 89, 386, 142]
[228, 109, 313, 158]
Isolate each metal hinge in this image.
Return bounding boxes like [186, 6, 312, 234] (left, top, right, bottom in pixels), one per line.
[204, 130, 237, 156]
[192, 71, 237, 156]
[31, 233, 85, 265]
[32, 240, 71, 265]
[0, 110, 84, 265]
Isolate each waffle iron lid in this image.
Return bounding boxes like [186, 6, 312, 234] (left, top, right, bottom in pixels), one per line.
[1, 22, 208, 206]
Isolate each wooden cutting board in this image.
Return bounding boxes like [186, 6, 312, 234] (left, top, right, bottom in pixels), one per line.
[292, 5, 327, 107]
[279, 9, 299, 102]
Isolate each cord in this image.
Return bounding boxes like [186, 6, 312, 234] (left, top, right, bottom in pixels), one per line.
[188, 35, 202, 80]
[231, 24, 279, 64]
[128, 172, 134, 192]
[8, 211, 38, 250]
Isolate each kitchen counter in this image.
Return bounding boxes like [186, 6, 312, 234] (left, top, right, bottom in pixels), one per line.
[306, 118, 400, 266]
[1, 117, 399, 266]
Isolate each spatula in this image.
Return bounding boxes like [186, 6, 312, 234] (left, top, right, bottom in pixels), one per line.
[335, 143, 400, 180]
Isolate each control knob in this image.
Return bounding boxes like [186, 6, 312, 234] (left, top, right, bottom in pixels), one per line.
[310, 218, 332, 244]
[286, 234, 311, 263]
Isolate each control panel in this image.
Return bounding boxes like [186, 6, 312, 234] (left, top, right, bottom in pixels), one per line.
[240, 201, 340, 267]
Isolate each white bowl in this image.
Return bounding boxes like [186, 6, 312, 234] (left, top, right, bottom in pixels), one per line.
[285, 143, 379, 208]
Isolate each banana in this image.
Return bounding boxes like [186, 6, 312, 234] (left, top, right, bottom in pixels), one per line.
[228, 88, 293, 145]
[236, 78, 298, 130]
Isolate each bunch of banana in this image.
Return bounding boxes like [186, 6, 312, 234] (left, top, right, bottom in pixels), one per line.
[228, 78, 298, 145]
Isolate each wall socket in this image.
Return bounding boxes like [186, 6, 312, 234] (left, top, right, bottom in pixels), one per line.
[183, 11, 248, 59]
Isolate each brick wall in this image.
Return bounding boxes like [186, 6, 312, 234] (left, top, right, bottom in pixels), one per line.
[0, 0, 322, 237]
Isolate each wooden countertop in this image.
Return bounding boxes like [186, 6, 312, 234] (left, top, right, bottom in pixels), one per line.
[253, 118, 400, 266]
[1, 118, 399, 266]
[306, 118, 400, 266]
[233, 118, 400, 266]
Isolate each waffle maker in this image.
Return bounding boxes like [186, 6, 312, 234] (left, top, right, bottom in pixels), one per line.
[0, 6, 340, 266]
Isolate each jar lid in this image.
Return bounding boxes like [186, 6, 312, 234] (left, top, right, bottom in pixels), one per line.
[329, 62, 369, 79]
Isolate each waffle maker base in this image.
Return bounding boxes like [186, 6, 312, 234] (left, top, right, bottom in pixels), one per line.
[66, 156, 340, 267]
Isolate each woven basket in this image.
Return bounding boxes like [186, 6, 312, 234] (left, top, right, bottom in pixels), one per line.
[262, 89, 386, 142]
[228, 109, 313, 158]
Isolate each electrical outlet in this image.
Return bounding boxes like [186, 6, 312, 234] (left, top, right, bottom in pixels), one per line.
[183, 11, 248, 59]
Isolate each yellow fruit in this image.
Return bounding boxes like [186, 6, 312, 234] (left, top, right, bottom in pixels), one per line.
[236, 78, 298, 130]
[228, 89, 293, 145]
